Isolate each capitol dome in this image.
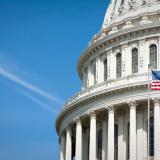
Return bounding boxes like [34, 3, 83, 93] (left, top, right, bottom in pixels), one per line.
[56, 0, 160, 160]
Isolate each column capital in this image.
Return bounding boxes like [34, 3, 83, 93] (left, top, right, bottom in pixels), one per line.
[152, 98, 160, 106]
[65, 124, 72, 133]
[89, 111, 96, 119]
[106, 105, 115, 113]
[127, 101, 137, 109]
[74, 118, 82, 126]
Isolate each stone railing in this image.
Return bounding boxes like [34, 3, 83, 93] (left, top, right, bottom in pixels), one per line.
[63, 72, 150, 109]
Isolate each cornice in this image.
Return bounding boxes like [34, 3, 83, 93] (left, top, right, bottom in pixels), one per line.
[55, 80, 149, 134]
[56, 88, 160, 135]
[77, 22, 160, 79]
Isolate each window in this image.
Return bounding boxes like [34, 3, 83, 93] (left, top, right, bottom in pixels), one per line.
[132, 48, 138, 74]
[150, 44, 157, 69]
[116, 53, 122, 78]
[104, 59, 108, 81]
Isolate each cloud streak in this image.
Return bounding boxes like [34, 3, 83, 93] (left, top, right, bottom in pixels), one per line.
[0, 67, 63, 105]
[21, 91, 59, 115]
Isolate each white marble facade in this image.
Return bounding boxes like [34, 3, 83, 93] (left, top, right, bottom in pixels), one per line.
[56, 0, 160, 160]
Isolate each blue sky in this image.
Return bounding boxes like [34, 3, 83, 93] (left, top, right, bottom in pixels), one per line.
[0, 0, 109, 159]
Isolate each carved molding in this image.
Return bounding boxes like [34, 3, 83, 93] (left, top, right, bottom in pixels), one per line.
[127, 100, 137, 109]
[89, 111, 96, 119]
[74, 118, 81, 126]
[106, 105, 115, 113]
[78, 24, 160, 79]
[152, 98, 160, 106]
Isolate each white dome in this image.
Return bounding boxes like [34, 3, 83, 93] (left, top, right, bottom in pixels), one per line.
[103, 0, 160, 28]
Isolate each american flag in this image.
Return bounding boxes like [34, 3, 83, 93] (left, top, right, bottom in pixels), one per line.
[151, 70, 160, 90]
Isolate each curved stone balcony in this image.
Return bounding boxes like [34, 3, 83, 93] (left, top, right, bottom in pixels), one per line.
[63, 72, 149, 110]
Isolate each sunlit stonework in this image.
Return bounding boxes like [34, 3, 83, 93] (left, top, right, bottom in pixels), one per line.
[56, 0, 160, 160]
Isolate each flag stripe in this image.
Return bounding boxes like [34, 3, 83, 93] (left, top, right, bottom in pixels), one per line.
[151, 70, 160, 90]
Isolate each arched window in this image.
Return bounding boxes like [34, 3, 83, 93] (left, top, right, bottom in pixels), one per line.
[132, 48, 138, 74]
[150, 44, 157, 69]
[104, 59, 108, 81]
[116, 53, 122, 78]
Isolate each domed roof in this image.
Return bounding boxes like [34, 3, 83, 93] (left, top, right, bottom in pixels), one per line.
[103, 0, 160, 28]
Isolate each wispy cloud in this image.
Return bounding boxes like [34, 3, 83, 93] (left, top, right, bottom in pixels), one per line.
[0, 67, 64, 105]
[21, 91, 59, 115]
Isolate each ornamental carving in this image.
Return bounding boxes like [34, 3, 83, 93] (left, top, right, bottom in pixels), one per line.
[122, 61, 126, 73]
[106, 105, 115, 113]
[128, 0, 137, 10]
[74, 118, 81, 125]
[152, 98, 160, 106]
[89, 111, 96, 119]
[107, 67, 111, 78]
[140, 57, 144, 68]
[140, 16, 152, 25]
[141, 0, 147, 5]
[118, 5, 125, 15]
[127, 101, 137, 109]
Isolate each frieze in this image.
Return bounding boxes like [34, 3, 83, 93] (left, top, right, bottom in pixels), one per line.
[78, 23, 160, 79]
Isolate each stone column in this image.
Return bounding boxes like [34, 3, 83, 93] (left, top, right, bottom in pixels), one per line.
[75, 118, 82, 160]
[88, 62, 94, 87]
[107, 51, 111, 80]
[153, 98, 160, 160]
[128, 101, 137, 160]
[95, 57, 104, 84]
[107, 106, 115, 160]
[137, 109, 143, 160]
[65, 126, 72, 160]
[87, 63, 92, 87]
[82, 68, 87, 89]
[139, 40, 146, 73]
[89, 111, 97, 160]
[60, 133, 66, 160]
[118, 111, 124, 160]
[102, 117, 108, 160]
[110, 50, 116, 79]
[122, 44, 130, 76]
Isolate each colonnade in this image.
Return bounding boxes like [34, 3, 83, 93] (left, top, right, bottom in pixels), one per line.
[59, 99, 160, 160]
[82, 38, 160, 89]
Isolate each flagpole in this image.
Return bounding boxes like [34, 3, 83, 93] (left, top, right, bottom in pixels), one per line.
[148, 64, 151, 160]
